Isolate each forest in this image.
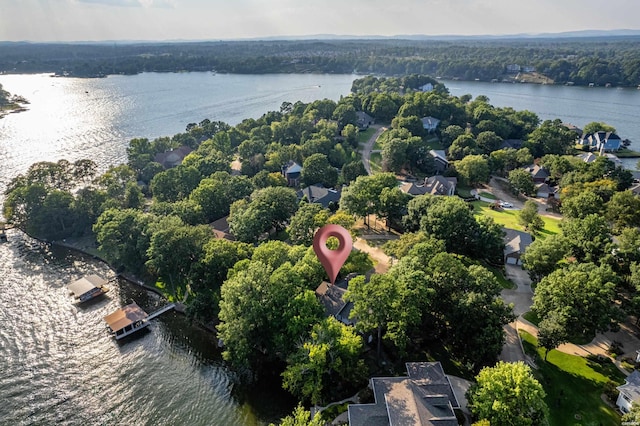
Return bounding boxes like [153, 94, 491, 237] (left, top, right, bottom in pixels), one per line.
[2, 36, 640, 86]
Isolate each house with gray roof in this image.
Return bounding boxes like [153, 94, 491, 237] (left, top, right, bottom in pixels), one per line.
[356, 111, 375, 130]
[579, 131, 622, 152]
[298, 184, 341, 208]
[617, 370, 640, 414]
[348, 362, 459, 426]
[315, 274, 357, 326]
[282, 161, 303, 186]
[421, 116, 441, 133]
[154, 145, 193, 169]
[523, 164, 549, 183]
[499, 139, 523, 150]
[429, 150, 449, 173]
[504, 229, 533, 266]
[400, 176, 457, 197]
[535, 183, 559, 200]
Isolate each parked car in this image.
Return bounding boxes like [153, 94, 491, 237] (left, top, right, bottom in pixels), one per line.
[499, 201, 513, 208]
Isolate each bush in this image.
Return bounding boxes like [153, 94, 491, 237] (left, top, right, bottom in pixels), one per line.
[603, 380, 619, 402]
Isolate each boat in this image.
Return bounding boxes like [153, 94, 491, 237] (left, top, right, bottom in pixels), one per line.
[67, 274, 110, 303]
[104, 302, 175, 340]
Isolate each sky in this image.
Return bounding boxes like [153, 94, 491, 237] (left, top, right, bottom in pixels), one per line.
[1, 0, 638, 42]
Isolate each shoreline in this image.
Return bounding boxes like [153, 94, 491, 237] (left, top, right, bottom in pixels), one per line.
[46, 233, 186, 313]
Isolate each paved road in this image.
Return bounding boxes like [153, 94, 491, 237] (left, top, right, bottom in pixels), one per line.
[360, 125, 385, 175]
[499, 265, 534, 363]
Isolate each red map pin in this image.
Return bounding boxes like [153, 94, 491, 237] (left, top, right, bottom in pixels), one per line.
[313, 224, 353, 285]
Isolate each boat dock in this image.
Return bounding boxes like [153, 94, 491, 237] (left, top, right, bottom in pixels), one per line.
[67, 274, 110, 303]
[104, 302, 176, 340]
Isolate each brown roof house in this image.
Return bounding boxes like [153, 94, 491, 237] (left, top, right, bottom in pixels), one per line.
[348, 362, 459, 426]
[400, 176, 457, 197]
[504, 228, 533, 266]
[154, 145, 193, 169]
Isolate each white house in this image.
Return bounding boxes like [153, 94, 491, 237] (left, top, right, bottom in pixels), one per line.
[419, 82, 434, 92]
[421, 116, 441, 133]
[617, 370, 640, 414]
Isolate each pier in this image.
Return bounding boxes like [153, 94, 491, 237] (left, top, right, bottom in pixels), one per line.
[104, 302, 176, 340]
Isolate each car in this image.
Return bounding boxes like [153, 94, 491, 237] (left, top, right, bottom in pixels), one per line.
[499, 201, 513, 208]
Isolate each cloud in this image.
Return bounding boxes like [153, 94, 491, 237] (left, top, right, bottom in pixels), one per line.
[76, 0, 174, 8]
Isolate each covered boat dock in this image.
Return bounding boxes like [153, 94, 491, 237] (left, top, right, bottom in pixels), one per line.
[67, 274, 109, 303]
[104, 302, 175, 340]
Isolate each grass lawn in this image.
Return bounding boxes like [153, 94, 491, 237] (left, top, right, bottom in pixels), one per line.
[357, 127, 376, 145]
[471, 201, 562, 240]
[370, 152, 383, 174]
[424, 138, 444, 150]
[522, 310, 540, 326]
[462, 257, 514, 289]
[519, 330, 624, 426]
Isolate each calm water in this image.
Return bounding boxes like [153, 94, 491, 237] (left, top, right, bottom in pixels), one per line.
[446, 80, 640, 169]
[2, 72, 640, 425]
[0, 72, 356, 426]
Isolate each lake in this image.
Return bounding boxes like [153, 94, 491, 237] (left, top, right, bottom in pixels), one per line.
[1, 72, 639, 425]
[0, 72, 357, 426]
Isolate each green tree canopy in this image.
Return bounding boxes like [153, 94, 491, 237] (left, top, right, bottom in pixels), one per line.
[467, 361, 549, 426]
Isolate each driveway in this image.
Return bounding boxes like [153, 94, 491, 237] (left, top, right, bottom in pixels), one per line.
[360, 125, 385, 175]
[499, 265, 533, 363]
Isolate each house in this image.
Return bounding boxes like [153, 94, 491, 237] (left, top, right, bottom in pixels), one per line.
[523, 164, 549, 183]
[504, 229, 533, 266]
[419, 82, 434, 92]
[421, 116, 441, 133]
[579, 131, 622, 152]
[153, 145, 193, 169]
[356, 111, 375, 130]
[617, 370, 640, 414]
[348, 362, 459, 426]
[499, 139, 523, 150]
[576, 152, 598, 163]
[297, 184, 341, 209]
[400, 176, 457, 197]
[282, 161, 302, 186]
[535, 183, 560, 199]
[315, 275, 357, 326]
[210, 216, 235, 241]
[429, 150, 449, 173]
[563, 123, 583, 137]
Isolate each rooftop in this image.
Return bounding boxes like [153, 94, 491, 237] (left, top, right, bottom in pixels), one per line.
[104, 303, 148, 333]
[67, 274, 108, 298]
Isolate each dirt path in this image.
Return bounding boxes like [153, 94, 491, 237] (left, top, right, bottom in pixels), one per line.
[360, 125, 385, 175]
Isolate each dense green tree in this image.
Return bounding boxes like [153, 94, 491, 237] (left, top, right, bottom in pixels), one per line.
[382, 232, 431, 259]
[561, 214, 612, 263]
[560, 190, 604, 219]
[269, 405, 324, 426]
[537, 311, 569, 360]
[340, 161, 367, 184]
[532, 262, 621, 337]
[467, 361, 549, 426]
[583, 121, 616, 135]
[93, 208, 154, 274]
[508, 168, 535, 196]
[476, 131, 503, 153]
[331, 103, 357, 130]
[521, 234, 570, 282]
[282, 317, 367, 405]
[217, 261, 323, 371]
[448, 134, 480, 161]
[150, 165, 201, 202]
[525, 119, 577, 157]
[381, 137, 408, 173]
[455, 154, 490, 186]
[517, 200, 544, 233]
[145, 217, 212, 296]
[340, 173, 398, 228]
[606, 190, 640, 232]
[287, 203, 329, 246]
[441, 125, 466, 148]
[301, 153, 338, 187]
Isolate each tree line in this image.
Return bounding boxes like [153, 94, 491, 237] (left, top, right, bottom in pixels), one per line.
[2, 37, 640, 86]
